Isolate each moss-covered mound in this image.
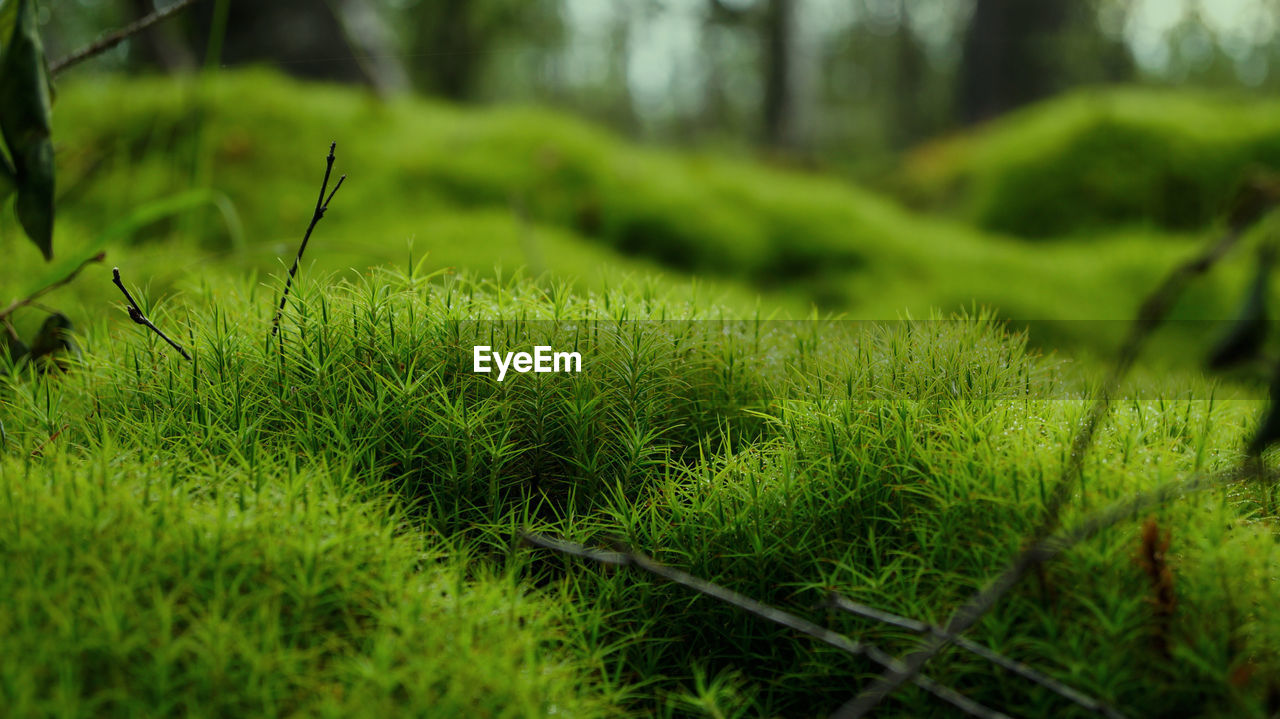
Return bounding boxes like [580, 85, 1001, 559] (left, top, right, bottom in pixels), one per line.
[53, 69, 911, 285]
[28, 70, 1253, 346]
[898, 89, 1280, 237]
[3, 269, 1277, 717]
[0, 452, 619, 718]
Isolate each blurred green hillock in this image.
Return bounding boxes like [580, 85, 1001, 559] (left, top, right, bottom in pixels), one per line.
[15, 70, 1258, 353]
[54, 69, 887, 283]
[897, 88, 1280, 238]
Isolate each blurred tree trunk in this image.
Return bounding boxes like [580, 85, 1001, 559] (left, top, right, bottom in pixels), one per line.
[185, 0, 371, 86]
[891, 10, 926, 147]
[706, 0, 804, 149]
[701, 2, 730, 134]
[702, 0, 748, 138]
[958, 0, 1071, 122]
[762, 0, 796, 148]
[127, 0, 195, 72]
[332, 0, 410, 95]
[427, 0, 476, 100]
[606, 15, 638, 134]
[406, 0, 562, 102]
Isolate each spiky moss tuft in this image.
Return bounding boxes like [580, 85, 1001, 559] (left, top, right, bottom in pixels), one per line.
[5, 269, 1280, 716]
[0, 446, 620, 718]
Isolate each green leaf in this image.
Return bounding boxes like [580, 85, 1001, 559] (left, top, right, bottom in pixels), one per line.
[0, 0, 18, 203]
[0, 0, 54, 260]
[0, 0, 17, 51]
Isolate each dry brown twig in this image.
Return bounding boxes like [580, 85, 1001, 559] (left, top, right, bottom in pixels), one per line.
[29, 423, 70, 458]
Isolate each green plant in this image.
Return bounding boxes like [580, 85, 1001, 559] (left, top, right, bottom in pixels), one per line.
[0, 0, 54, 258]
[0, 0, 203, 374]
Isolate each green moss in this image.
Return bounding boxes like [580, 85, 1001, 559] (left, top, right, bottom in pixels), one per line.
[898, 88, 1280, 237]
[3, 269, 1277, 716]
[51, 70, 866, 282]
[0, 450, 619, 718]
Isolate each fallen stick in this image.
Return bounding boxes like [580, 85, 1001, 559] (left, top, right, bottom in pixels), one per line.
[825, 593, 1126, 719]
[112, 268, 190, 361]
[519, 531, 1009, 719]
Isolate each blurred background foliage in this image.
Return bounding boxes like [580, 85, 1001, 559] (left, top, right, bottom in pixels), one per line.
[39, 1, 1280, 162]
[30, 0, 1280, 244]
[11, 0, 1280, 345]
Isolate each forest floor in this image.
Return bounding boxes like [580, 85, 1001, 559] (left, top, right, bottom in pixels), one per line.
[3, 71, 1280, 718]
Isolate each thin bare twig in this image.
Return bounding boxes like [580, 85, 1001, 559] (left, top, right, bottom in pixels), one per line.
[825, 594, 1127, 719]
[830, 455, 1266, 719]
[49, 0, 206, 76]
[519, 531, 1009, 719]
[111, 268, 190, 360]
[837, 217, 1260, 718]
[271, 142, 345, 338]
[0, 252, 105, 323]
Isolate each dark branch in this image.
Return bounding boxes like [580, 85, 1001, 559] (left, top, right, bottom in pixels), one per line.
[111, 267, 190, 360]
[271, 142, 345, 338]
[519, 532, 1009, 719]
[0, 252, 105, 323]
[836, 201, 1269, 718]
[50, 0, 206, 76]
[826, 594, 1127, 719]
